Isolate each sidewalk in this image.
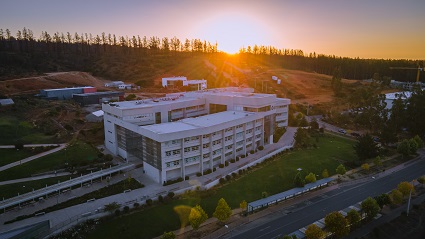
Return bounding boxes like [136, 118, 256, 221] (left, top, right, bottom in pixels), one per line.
[0, 172, 71, 186]
[0, 144, 67, 172]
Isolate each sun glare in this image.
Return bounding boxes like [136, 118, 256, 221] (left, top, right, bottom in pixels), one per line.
[195, 13, 271, 54]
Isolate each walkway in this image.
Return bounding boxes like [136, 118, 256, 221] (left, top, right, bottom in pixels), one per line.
[0, 144, 63, 149]
[0, 144, 67, 172]
[0, 172, 71, 186]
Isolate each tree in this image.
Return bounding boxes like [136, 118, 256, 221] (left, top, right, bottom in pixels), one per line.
[310, 118, 319, 131]
[361, 197, 380, 220]
[125, 94, 137, 101]
[354, 134, 379, 161]
[324, 211, 349, 238]
[374, 193, 391, 209]
[418, 176, 425, 188]
[413, 135, 424, 148]
[390, 189, 403, 205]
[305, 224, 325, 239]
[397, 181, 414, 197]
[305, 173, 317, 183]
[294, 128, 311, 148]
[373, 156, 382, 167]
[294, 172, 305, 187]
[189, 205, 208, 230]
[322, 169, 329, 178]
[397, 139, 411, 158]
[346, 209, 361, 229]
[408, 138, 419, 155]
[240, 200, 247, 211]
[104, 202, 120, 214]
[160, 231, 176, 239]
[331, 67, 343, 96]
[361, 163, 370, 171]
[336, 164, 346, 176]
[213, 198, 232, 223]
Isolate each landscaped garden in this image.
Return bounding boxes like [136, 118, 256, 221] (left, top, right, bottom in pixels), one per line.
[87, 134, 356, 239]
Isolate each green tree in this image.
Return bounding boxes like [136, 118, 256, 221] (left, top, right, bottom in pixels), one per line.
[324, 211, 349, 238]
[305, 173, 317, 183]
[213, 198, 232, 223]
[104, 202, 120, 214]
[418, 176, 425, 188]
[322, 169, 329, 178]
[413, 135, 424, 148]
[397, 181, 414, 197]
[374, 193, 391, 209]
[408, 138, 419, 155]
[189, 205, 208, 230]
[294, 172, 305, 187]
[336, 164, 346, 176]
[361, 197, 380, 220]
[390, 189, 403, 205]
[345, 209, 361, 229]
[310, 118, 319, 131]
[240, 200, 247, 211]
[125, 94, 137, 101]
[305, 224, 325, 239]
[397, 139, 411, 158]
[294, 128, 311, 148]
[361, 163, 370, 171]
[373, 156, 382, 167]
[354, 134, 379, 161]
[331, 67, 343, 96]
[160, 231, 176, 239]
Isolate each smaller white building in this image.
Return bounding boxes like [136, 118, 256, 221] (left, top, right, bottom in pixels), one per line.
[162, 76, 187, 87]
[162, 76, 207, 90]
[384, 91, 411, 110]
[105, 81, 125, 87]
[118, 84, 133, 90]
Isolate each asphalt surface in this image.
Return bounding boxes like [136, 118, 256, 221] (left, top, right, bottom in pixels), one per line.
[227, 155, 425, 239]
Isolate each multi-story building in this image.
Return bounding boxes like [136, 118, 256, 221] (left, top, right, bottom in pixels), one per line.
[102, 87, 290, 184]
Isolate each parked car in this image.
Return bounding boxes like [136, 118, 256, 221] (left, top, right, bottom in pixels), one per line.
[373, 137, 380, 142]
[338, 129, 347, 134]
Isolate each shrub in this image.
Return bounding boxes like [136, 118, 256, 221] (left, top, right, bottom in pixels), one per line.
[238, 170, 243, 175]
[177, 177, 183, 182]
[133, 202, 140, 208]
[196, 172, 202, 177]
[225, 161, 229, 166]
[225, 175, 231, 181]
[232, 172, 238, 178]
[146, 199, 153, 206]
[185, 176, 189, 180]
[241, 155, 246, 158]
[167, 192, 175, 199]
[236, 157, 240, 162]
[258, 145, 264, 150]
[158, 195, 163, 203]
[219, 178, 226, 184]
[204, 169, 212, 175]
[114, 209, 121, 216]
[123, 206, 130, 213]
[219, 164, 224, 168]
[213, 167, 216, 172]
[230, 159, 235, 163]
[250, 150, 255, 154]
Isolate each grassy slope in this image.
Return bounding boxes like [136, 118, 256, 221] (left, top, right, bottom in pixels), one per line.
[0, 141, 98, 182]
[88, 134, 355, 239]
[0, 115, 55, 145]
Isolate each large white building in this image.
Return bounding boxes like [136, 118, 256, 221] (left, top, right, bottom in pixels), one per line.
[102, 87, 290, 184]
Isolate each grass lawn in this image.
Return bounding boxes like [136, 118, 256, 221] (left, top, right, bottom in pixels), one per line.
[0, 175, 74, 200]
[87, 134, 356, 239]
[0, 141, 98, 182]
[0, 146, 58, 167]
[0, 116, 55, 145]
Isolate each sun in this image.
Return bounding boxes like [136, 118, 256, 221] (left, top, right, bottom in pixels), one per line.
[195, 13, 271, 54]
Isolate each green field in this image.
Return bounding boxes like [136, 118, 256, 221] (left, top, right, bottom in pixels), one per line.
[0, 147, 58, 167]
[0, 141, 98, 182]
[0, 116, 56, 145]
[0, 176, 73, 200]
[87, 134, 356, 239]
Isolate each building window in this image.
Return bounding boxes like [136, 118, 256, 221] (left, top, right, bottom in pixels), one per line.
[203, 134, 210, 139]
[203, 143, 210, 149]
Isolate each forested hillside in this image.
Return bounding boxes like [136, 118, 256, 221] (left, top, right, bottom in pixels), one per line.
[0, 28, 423, 83]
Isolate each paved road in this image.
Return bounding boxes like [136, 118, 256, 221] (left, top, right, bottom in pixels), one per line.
[226, 155, 425, 239]
[0, 144, 63, 149]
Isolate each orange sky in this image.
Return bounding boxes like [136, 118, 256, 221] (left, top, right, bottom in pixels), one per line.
[1, 0, 424, 59]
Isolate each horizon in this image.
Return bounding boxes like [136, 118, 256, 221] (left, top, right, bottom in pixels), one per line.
[1, 0, 425, 60]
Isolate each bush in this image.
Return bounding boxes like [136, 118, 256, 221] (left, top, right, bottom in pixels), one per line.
[185, 176, 189, 180]
[167, 192, 175, 199]
[225, 161, 229, 166]
[123, 206, 130, 213]
[225, 175, 231, 181]
[232, 172, 238, 178]
[114, 209, 121, 216]
[219, 178, 226, 184]
[250, 150, 255, 154]
[236, 157, 239, 162]
[146, 199, 153, 206]
[230, 159, 235, 163]
[238, 170, 244, 175]
[204, 169, 212, 175]
[14, 142, 24, 150]
[196, 172, 202, 177]
[241, 155, 246, 158]
[158, 195, 163, 203]
[258, 145, 264, 150]
[213, 167, 216, 172]
[133, 202, 140, 208]
[219, 164, 224, 168]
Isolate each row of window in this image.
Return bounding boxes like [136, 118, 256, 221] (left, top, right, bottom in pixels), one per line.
[184, 136, 200, 143]
[185, 155, 200, 164]
[165, 160, 180, 168]
[212, 139, 222, 146]
[225, 135, 233, 141]
[184, 145, 199, 153]
[165, 149, 181, 156]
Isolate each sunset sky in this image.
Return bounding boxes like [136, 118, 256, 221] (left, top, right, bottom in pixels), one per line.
[1, 0, 424, 59]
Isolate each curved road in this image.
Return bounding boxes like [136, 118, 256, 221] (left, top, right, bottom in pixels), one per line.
[226, 154, 425, 239]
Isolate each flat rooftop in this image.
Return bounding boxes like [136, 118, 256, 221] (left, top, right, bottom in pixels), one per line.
[42, 86, 94, 92]
[108, 96, 200, 110]
[141, 111, 254, 134]
[73, 91, 123, 96]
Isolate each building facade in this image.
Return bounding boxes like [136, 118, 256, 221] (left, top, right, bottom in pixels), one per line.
[102, 87, 290, 184]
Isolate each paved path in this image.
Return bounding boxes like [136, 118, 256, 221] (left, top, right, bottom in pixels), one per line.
[0, 144, 67, 172]
[0, 172, 72, 186]
[0, 144, 63, 149]
[0, 128, 297, 235]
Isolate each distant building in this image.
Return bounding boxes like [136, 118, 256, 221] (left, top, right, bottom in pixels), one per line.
[39, 87, 96, 100]
[73, 91, 124, 106]
[102, 87, 290, 184]
[85, 110, 104, 122]
[162, 76, 207, 90]
[384, 91, 412, 110]
[0, 98, 14, 106]
[105, 81, 124, 87]
[118, 84, 133, 90]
